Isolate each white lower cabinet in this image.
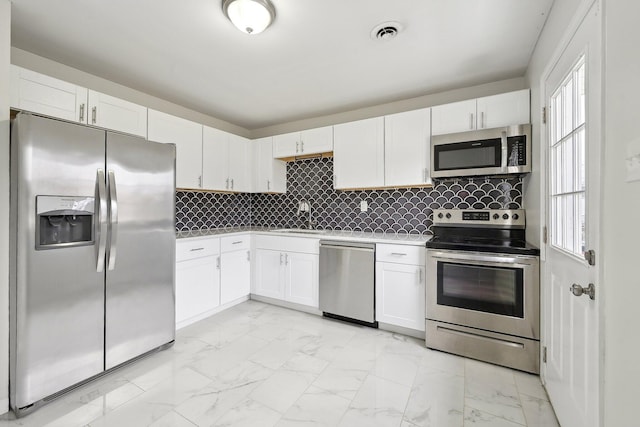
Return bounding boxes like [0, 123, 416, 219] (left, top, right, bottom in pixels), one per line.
[220, 235, 251, 305]
[175, 237, 221, 328]
[253, 236, 319, 309]
[375, 244, 425, 332]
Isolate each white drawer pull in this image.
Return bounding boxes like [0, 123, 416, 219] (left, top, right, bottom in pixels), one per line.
[232, 241, 243, 245]
[190, 247, 204, 252]
[391, 252, 407, 256]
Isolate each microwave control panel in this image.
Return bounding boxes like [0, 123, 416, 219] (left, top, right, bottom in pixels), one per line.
[507, 136, 527, 166]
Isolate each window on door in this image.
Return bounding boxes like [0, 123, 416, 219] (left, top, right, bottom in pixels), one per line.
[550, 55, 586, 256]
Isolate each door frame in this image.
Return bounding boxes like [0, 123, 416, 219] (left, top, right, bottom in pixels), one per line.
[537, 0, 604, 425]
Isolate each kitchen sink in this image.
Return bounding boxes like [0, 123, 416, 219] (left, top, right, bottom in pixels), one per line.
[272, 229, 327, 235]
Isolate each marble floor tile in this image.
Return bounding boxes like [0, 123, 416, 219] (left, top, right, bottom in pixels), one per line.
[276, 386, 351, 427]
[0, 300, 559, 427]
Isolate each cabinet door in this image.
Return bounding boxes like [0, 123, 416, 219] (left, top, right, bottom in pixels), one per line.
[384, 108, 431, 187]
[272, 131, 300, 158]
[375, 262, 425, 331]
[253, 137, 286, 193]
[87, 90, 147, 137]
[431, 99, 477, 136]
[220, 250, 251, 305]
[148, 109, 203, 189]
[333, 117, 385, 189]
[284, 252, 319, 308]
[253, 249, 285, 299]
[175, 255, 220, 327]
[300, 126, 333, 155]
[10, 65, 88, 124]
[202, 125, 230, 191]
[228, 135, 250, 192]
[476, 89, 530, 129]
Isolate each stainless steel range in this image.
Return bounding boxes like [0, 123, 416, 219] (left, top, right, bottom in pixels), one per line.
[425, 209, 540, 374]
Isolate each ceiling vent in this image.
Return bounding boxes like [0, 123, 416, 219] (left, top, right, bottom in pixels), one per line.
[371, 21, 403, 41]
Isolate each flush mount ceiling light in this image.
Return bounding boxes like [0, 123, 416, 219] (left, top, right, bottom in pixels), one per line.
[222, 0, 276, 35]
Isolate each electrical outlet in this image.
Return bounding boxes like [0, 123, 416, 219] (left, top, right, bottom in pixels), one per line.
[360, 201, 368, 212]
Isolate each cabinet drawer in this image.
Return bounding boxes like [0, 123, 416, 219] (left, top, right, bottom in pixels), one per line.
[376, 244, 425, 266]
[255, 235, 319, 254]
[221, 234, 251, 252]
[176, 238, 220, 262]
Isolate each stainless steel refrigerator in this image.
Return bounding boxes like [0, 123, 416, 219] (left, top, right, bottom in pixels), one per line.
[9, 113, 176, 414]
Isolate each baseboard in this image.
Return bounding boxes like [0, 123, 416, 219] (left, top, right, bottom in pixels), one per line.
[176, 295, 250, 330]
[0, 397, 9, 416]
[378, 322, 425, 340]
[249, 294, 322, 316]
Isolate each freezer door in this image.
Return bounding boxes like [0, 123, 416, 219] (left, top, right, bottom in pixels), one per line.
[104, 132, 176, 369]
[10, 114, 106, 410]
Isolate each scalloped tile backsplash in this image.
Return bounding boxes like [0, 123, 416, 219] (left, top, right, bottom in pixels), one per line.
[176, 157, 523, 236]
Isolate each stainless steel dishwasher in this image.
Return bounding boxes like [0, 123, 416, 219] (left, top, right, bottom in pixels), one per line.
[319, 240, 377, 327]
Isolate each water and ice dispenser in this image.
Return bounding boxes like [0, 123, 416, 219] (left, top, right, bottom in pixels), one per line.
[36, 196, 95, 249]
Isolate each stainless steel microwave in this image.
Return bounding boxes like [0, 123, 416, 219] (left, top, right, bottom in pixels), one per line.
[430, 124, 531, 179]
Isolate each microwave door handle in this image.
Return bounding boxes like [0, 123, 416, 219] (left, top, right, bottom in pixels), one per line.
[96, 169, 108, 272]
[429, 251, 534, 266]
[501, 131, 508, 168]
[107, 170, 118, 271]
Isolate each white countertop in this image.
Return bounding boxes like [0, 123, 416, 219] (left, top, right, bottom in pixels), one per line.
[177, 227, 431, 246]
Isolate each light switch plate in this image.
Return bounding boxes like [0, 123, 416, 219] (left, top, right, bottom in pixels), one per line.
[360, 200, 368, 212]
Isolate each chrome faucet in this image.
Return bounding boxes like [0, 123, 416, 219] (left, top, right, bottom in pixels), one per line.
[297, 199, 315, 229]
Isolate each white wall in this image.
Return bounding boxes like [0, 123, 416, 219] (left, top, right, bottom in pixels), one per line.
[0, 0, 10, 415]
[602, 0, 640, 424]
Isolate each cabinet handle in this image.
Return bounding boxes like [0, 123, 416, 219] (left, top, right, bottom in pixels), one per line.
[226, 178, 229, 189]
[419, 268, 423, 283]
[79, 103, 85, 122]
[296, 141, 299, 153]
[391, 252, 408, 256]
[469, 113, 473, 130]
[198, 175, 202, 188]
[423, 168, 427, 183]
[285, 253, 289, 265]
[301, 141, 304, 152]
[216, 256, 220, 269]
[92, 106, 97, 124]
[267, 180, 270, 191]
[480, 111, 485, 129]
[232, 240, 243, 245]
[280, 253, 283, 265]
[247, 250, 250, 262]
[190, 247, 204, 252]
[231, 178, 234, 189]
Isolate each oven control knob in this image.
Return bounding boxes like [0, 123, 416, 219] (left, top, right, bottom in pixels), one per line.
[438, 213, 443, 219]
[512, 213, 520, 220]
[493, 213, 500, 220]
[502, 213, 509, 220]
[446, 213, 452, 219]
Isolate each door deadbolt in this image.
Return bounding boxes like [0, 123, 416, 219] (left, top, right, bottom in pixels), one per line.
[570, 283, 595, 300]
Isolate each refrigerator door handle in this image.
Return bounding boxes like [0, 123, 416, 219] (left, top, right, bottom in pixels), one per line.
[107, 170, 119, 271]
[96, 169, 108, 272]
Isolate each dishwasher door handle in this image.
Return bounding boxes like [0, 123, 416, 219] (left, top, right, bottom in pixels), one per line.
[320, 244, 374, 253]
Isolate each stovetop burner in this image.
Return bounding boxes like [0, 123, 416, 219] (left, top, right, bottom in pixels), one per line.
[426, 209, 540, 256]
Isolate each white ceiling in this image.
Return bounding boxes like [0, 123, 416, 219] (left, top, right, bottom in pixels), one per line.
[10, 0, 554, 130]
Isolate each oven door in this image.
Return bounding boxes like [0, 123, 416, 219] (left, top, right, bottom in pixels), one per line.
[426, 249, 539, 340]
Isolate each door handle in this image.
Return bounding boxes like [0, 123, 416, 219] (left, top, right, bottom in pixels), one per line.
[216, 256, 221, 269]
[96, 169, 107, 272]
[79, 103, 85, 123]
[280, 253, 283, 265]
[419, 268, 423, 283]
[480, 111, 485, 128]
[107, 170, 118, 271]
[469, 113, 474, 130]
[296, 141, 299, 153]
[247, 250, 250, 262]
[301, 141, 304, 152]
[570, 283, 595, 300]
[285, 253, 289, 265]
[91, 106, 97, 124]
[226, 178, 229, 189]
[231, 178, 234, 190]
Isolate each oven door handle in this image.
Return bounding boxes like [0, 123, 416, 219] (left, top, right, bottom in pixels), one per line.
[428, 251, 535, 267]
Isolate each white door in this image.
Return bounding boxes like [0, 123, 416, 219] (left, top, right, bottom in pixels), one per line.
[430, 99, 477, 135]
[476, 89, 530, 129]
[87, 90, 147, 137]
[228, 135, 250, 192]
[202, 125, 230, 191]
[253, 249, 285, 299]
[175, 256, 220, 326]
[272, 131, 300, 158]
[542, 4, 601, 427]
[300, 126, 333, 154]
[253, 137, 286, 193]
[220, 250, 251, 305]
[285, 252, 318, 308]
[333, 117, 384, 189]
[375, 262, 425, 331]
[384, 108, 431, 187]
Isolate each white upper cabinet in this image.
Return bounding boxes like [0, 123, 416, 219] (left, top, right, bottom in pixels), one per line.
[272, 126, 333, 158]
[384, 108, 432, 187]
[333, 117, 385, 189]
[476, 89, 530, 129]
[253, 137, 286, 193]
[431, 89, 530, 135]
[148, 109, 203, 189]
[10, 65, 88, 124]
[87, 90, 147, 137]
[431, 99, 477, 136]
[202, 126, 250, 192]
